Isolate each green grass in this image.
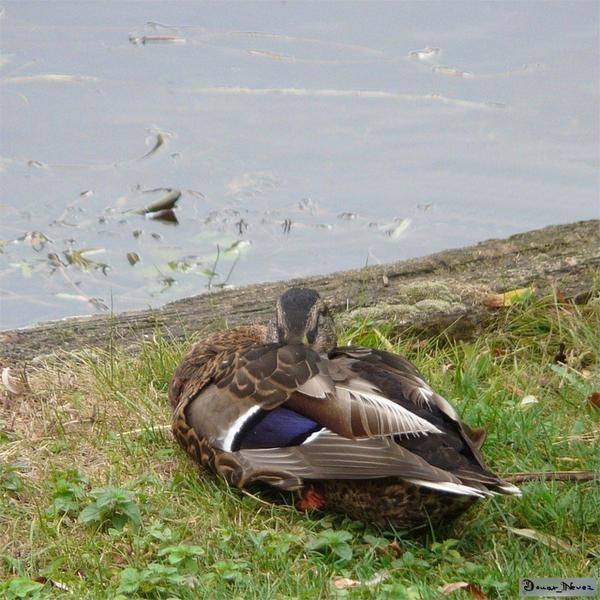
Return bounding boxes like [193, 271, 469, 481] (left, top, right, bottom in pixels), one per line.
[1, 288, 599, 599]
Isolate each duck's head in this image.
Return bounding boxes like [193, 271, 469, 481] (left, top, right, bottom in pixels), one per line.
[270, 287, 337, 353]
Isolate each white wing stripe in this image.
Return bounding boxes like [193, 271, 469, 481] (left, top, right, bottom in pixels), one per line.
[222, 405, 262, 452]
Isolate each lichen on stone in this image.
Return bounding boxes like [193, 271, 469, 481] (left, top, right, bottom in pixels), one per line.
[336, 282, 467, 330]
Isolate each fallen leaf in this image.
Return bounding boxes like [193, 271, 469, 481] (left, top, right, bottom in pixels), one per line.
[483, 287, 534, 308]
[387, 541, 403, 558]
[31, 577, 71, 592]
[520, 395, 539, 406]
[130, 189, 181, 215]
[505, 526, 577, 554]
[332, 577, 360, 590]
[441, 581, 488, 599]
[506, 383, 526, 396]
[332, 572, 388, 590]
[589, 392, 600, 410]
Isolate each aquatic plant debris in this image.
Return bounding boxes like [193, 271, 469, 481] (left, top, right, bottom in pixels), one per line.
[126, 252, 140, 266]
[129, 189, 181, 215]
[1, 73, 99, 84]
[139, 131, 171, 160]
[408, 47, 440, 62]
[188, 86, 506, 110]
[128, 35, 186, 46]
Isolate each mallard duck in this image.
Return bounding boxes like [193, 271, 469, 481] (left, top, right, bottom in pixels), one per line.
[169, 287, 519, 529]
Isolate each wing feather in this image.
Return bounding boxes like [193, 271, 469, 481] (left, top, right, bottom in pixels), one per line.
[235, 430, 484, 495]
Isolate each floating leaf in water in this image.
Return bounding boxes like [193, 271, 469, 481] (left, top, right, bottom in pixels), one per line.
[127, 252, 140, 266]
[408, 47, 440, 62]
[380, 218, 411, 240]
[129, 35, 186, 46]
[196, 268, 218, 279]
[45, 253, 62, 270]
[139, 131, 171, 160]
[167, 256, 202, 272]
[248, 49, 291, 62]
[222, 240, 251, 256]
[3, 73, 98, 84]
[28, 231, 50, 252]
[146, 20, 192, 29]
[432, 65, 475, 79]
[129, 189, 181, 215]
[11, 260, 33, 278]
[14, 231, 46, 249]
[89, 297, 109, 311]
[63, 248, 109, 274]
[149, 209, 178, 224]
[26, 159, 47, 169]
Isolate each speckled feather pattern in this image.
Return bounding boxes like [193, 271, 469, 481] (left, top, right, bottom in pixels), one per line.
[169, 292, 519, 530]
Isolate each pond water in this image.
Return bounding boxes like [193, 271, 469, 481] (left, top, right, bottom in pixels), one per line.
[1, 1, 598, 329]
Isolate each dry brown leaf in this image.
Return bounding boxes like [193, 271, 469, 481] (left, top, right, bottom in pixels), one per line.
[387, 540, 403, 558]
[505, 526, 577, 554]
[441, 581, 489, 599]
[126, 252, 140, 266]
[589, 392, 600, 410]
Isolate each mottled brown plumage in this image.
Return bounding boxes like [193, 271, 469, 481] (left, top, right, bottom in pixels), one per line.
[169, 288, 519, 530]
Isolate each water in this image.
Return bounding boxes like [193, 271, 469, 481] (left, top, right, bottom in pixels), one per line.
[1, 1, 598, 329]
